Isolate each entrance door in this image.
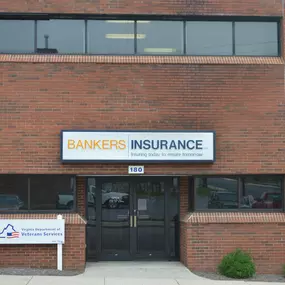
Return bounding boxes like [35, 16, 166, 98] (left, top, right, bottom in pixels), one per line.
[133, 179, 167, 259]
[86, 177, 179, 261]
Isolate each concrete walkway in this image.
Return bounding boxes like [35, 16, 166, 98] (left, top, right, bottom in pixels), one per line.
[0, 262, 284, 285]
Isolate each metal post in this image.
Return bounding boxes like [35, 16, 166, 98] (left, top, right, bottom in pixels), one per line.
[57, 214, 63, 271]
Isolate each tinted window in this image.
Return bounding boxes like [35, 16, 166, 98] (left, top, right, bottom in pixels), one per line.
[240, 176, 282, 210]
[87, 177, 96, 222]
[0, 175, 28, 211]
[88, 20, 135, 54]
[37, 20, 85, 54]
[235, 22, 278, 56]
[137, 21, 183, 55]
[186, 21, 233, 55]
[195, 177, 238, 210]
[0, 20, 35, 53]
[30, 175, 75, 210]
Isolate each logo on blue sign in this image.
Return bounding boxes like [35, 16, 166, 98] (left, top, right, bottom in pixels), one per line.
[0, 224, 20, 239]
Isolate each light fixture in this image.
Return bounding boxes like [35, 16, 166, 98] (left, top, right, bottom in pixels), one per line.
[105, 34, 146, 39]
[106, 20, 134, 23]
[105, 20, 150, 24]
[143, 48, 177, 53]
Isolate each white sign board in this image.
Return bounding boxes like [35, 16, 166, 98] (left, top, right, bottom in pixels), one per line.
[61, 131, 215, 163]
[0, 219, 65, 244]
[138, 199, 147, 211]
[128, 166, 144, 174]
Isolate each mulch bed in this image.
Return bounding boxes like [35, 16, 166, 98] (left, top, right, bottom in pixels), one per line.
[0, 268, 83, 276]
[193, 271, 285, 282]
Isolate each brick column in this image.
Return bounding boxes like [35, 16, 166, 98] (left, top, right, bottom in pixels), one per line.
[180, 176, 189, 219]
[76, 176, 86, 218]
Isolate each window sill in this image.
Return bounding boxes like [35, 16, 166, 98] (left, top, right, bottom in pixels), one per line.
[0, 54, 283, 65]
[0, 212, 86, 224]
[182, 211, 285, 224]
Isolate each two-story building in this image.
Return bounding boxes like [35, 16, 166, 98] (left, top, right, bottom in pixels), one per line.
[0, 0, 284, 274]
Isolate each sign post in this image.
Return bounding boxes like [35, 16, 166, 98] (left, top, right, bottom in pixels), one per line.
[57, 214, 63, 271]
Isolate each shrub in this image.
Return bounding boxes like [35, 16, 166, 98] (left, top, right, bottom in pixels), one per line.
[218, 249, 256, 279]
[196, 187, 210, 197]
[282, 264, 285, 276]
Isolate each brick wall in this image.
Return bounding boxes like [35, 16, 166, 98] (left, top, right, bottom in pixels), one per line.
[183, 213, 285, 274]
[0, 214, 86, 270]
[180, 177, 189, 219]
[0, 0, 281, 16]
[0, 60, 284, 175]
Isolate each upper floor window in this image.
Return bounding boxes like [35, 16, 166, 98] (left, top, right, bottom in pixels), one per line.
[87, 20, 135, 54]
[137, 21, 183, 55]
[0, 20, 34, 53]
[37, 20, 85, 54]
[235, 22, 278, 56]
[186, 21, 233, 56]
[0, 18, 280, 57]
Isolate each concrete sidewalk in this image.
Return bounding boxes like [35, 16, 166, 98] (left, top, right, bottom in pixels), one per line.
[1, 262, 284, 285]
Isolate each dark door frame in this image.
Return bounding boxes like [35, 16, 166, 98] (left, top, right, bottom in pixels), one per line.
[86, 176, 180, 261]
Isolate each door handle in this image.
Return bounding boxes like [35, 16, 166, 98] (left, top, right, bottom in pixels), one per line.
[134, 215, 137, 228]
[130, 215, 133, 227]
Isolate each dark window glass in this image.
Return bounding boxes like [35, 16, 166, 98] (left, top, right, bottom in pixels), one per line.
[186, 21, 233, 55]
[170, 177, 179, 258]
[37, 20, 85, 54]
[0, 175, 28, 211]
[240, 176, 282, 210]
[195, 177, 238, 210]
[101, 181, 130, 251]
[86, 178, 97, 258]
[0, 20, 35, 53]
[235, 22, 278, 56]
[88, 20, 135, 54]
[30, 175, 75, 210]
[87, 178, 96, 221]
[137, 21, 183, 55]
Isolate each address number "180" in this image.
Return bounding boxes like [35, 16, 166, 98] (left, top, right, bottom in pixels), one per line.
[128, 166, 144, 174]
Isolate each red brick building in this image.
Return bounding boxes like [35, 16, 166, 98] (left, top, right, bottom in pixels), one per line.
[0, 0, 284, 274]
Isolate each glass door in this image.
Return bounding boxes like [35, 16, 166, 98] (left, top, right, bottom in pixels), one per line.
[133, 179, 167, 259]
[86, 176, 179, 261]
[96, 178, 133, 260]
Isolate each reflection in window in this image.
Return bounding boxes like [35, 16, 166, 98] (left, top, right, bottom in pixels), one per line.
[0, 175, 28, 211]
[235, 22, 278, 56]
[101, 182, 129, 209]
[0, 20, 35, 53]
[88, 20, 135, 54]
[195, 177, 238, 210]
[30, 175, 75, 210]
[86, 178, 96, 257]
[87, 178, 96, 221]
[101, 181, 130, 251]
[170, 177, 179, 258]
[137, 21, 183, 55]
[87, 178, 96, 209]
[37, 20, 85, 54]
[186, 21, 233, 55]
[240, 176, 282, 210]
